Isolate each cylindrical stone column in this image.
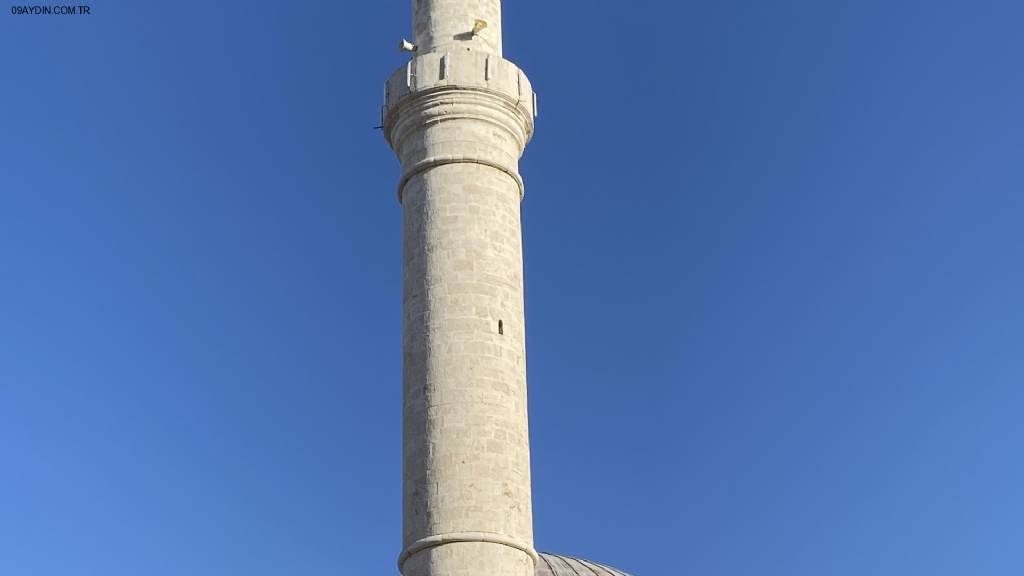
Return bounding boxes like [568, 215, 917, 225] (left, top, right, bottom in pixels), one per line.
[384, 3, 538, 575]
[413, 0, 503, 56]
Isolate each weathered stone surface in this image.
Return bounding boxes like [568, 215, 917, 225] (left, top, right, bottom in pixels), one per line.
[386, 4, 635, 576]
[413, 0, 503, 56]
[386, 2, 537, 575]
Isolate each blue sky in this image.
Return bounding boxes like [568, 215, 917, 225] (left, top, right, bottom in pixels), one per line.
[2, 1, 1022, 574]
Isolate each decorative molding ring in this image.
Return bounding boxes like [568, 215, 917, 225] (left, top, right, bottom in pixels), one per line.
[385, 86, 534, 154]
[397, 531, 539, 572]
[398, 155, 524, 203]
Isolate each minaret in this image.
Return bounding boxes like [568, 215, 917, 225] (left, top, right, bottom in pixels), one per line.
[382, 1, 538, 575]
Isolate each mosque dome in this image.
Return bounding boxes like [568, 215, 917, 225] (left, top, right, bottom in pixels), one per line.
[536, 552, 633, 576]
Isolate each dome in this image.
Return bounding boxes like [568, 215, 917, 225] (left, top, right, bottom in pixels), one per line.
[536, 552, 633, 576]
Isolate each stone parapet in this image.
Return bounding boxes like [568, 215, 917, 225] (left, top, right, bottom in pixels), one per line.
[383, 50, 536, 202]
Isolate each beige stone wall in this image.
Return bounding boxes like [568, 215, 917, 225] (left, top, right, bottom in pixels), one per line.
[384, 12, 538, 575]
[413, 0, 503, 56]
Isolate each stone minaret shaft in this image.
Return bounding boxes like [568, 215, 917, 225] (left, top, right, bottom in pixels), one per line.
[383, 1, 538, 575]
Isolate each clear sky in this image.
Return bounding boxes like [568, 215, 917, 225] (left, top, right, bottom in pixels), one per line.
[2, 1, 1022, 574]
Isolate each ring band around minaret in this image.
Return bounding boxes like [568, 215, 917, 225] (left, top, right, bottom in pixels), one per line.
[383, 1, 539, 576]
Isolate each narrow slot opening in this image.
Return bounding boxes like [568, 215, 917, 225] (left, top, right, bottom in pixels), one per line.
[498, 320, 504, 335]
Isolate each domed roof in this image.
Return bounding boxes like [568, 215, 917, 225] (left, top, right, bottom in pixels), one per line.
[536, 552, 633, 576]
